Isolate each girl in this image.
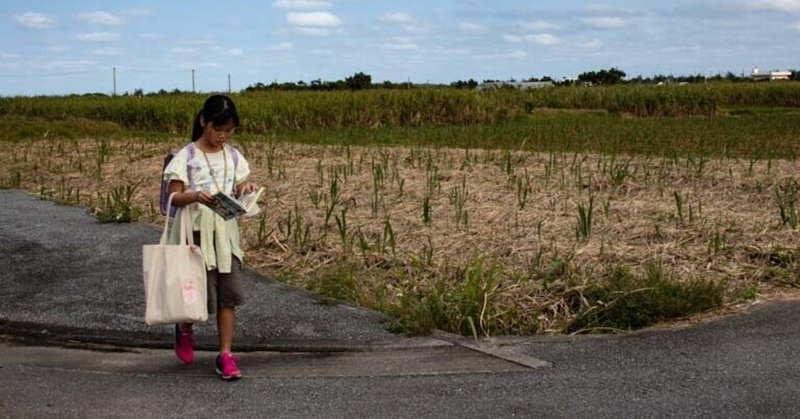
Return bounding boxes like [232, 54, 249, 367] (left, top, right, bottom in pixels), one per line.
[163, 94, 258, 380]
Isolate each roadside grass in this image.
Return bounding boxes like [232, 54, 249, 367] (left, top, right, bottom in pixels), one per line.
[565, 264, 724, 334]
[91, 182, 143, 223]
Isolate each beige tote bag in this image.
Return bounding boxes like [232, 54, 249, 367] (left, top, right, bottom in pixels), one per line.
[142, 193, 208, 325]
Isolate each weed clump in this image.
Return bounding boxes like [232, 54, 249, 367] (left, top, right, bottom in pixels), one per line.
[566, 265, 724, 333]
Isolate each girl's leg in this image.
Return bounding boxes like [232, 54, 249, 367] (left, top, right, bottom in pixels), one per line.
[174, 322, 195, 364]
[213, 262, 243, 380]
[215, 307, 242, 379]
[217, 307, 236, 353]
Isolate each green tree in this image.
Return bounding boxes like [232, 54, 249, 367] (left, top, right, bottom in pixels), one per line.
[577, 67, 627, 85]
[450, 79, 478, 89]
[345, 72, 372, 90]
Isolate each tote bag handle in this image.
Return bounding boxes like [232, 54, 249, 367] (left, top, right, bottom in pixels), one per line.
[161, 193, 195, 247]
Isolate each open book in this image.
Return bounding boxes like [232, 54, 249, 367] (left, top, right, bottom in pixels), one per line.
[207, 187, 265, 220]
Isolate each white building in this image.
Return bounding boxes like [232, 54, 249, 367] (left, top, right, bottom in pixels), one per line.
[751, 67, 792, 81]
[476, 81, 555, 91]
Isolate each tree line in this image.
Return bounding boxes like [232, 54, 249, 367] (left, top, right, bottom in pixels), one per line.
[242, 68, 800, 92]
[98, 67, 800, 97]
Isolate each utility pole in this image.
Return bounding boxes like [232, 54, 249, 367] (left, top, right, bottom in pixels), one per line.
[112, 67, 116, 96]
[191, 69, 196, 93]
[228, 73, 231, 93]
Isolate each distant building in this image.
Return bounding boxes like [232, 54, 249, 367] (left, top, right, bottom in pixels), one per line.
[476, 81, 555, 91]
[751, 67, 791, 81]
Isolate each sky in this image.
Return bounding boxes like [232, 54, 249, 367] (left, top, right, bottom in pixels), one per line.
[1, 0, 799, 96]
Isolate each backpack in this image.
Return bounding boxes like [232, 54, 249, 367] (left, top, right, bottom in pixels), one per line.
[159, 143, 240, 216]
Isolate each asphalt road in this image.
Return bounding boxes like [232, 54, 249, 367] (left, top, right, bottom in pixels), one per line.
[1, 189, 799, 418]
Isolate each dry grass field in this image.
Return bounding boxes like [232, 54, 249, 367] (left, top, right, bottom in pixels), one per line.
[4, 136, 800, 335]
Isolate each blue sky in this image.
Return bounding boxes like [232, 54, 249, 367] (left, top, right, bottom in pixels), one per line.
[1, 0, 799, 96]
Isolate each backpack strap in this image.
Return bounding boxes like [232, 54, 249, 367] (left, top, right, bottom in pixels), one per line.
[160, 142, 199, 217]
[226, 144, 240, 190]
[227, 144, 240, 168]
[186, 142, 197, 191]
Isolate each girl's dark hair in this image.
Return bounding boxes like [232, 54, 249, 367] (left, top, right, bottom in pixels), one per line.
[191, 94, 240, 141]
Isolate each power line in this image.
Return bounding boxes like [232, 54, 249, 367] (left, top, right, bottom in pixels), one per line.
[114, 67, 187, 74]
[0, 66, 238, 94]
[0, 67, 189, 78]
[0, 70, 101, 78]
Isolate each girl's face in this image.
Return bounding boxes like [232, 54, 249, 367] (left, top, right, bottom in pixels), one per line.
[201, 119, 236, 149]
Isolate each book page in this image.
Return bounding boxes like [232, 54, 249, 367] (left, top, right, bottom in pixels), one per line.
[237, 187, 265, 214]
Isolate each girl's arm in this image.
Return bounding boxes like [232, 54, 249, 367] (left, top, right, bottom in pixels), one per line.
[168, 180, 214, 207]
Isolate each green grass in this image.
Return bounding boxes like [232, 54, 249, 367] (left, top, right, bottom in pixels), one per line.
[1, 82, 798, 134]
[6, 110, 799, 161]
[387, 257, 502, 337]
[91, 182, 143, 223]
[566, 265, 725, 333]
[249, 111, 800, 160]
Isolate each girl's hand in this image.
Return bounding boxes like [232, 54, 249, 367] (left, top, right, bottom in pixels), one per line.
[195, 190, 214, 206]
[237, 182, 258, 196]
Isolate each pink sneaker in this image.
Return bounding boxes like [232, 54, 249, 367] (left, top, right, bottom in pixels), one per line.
[215, 352, 242, 380]
[174, 325, 194, 364]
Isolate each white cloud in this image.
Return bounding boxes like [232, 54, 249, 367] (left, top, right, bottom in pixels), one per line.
[380, 13, 413, 23]
[382, 36, 418, 50]
[39, 60, 97, 71]
[287, 11, 342, 27]
[179, 39, 215, 47]
[433, 46, 470, 55]
[93, 47, 121, 55]
[476, 50, 528, 61]
[312, 49, 334, 55]
[295, 27, 331, 36]
[519, 20, 557, 31]
[585, 4, 622, 14]
[196, 62, 223, 69]
[77, 12, 124, 26]
[170, 46, 198, 54]
[460, 22, 488, 33]
[382, 42, 419, 51]
[267, 42, 294, 51]
[581, 16, 627, 29]
[527, 33, 560, 45]
[273, 0, 332, 10]
[741, 0, 800, 12]
[74, 32, 120, 42]
[505, 33, 560, 45]
[228, 48, 244, 56]
[13, 12, 56, 29]
[576, 39, 603, 49]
